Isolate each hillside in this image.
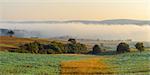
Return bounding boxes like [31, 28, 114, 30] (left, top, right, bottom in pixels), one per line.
[0, 36, 50, 50]
[1, 19, 150, 25]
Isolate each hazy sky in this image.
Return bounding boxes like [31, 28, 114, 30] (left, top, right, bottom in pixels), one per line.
[0, 0, 150, 41]
[0, 0, 149, 20]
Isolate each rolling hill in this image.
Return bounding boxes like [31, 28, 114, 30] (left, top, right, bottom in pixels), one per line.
[0, 36, 50, 50]
[1, 19, 150, 25]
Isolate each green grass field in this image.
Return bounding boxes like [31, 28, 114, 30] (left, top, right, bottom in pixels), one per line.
[0, 51, 150, 75]
[103, 51, 150, 74]
[0, 51, 93, 75]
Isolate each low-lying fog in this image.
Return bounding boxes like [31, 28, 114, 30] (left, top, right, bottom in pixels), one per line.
[0, 23, 150, 41]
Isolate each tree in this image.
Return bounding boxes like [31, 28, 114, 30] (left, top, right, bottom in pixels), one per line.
[18, 41, 39, 53]
[92, 44, 101, 54]
[65, 40, 88, 54]
[65, 43, 77, 53]
[50, 41, 65, 53]
[66, 38, 78, 53]
[117, 42, 130, 54]
[68, 38, 76, 44]
[135, 42, 144, 52]
[76, 43, 87, 53]
[28, 42, 39, 53]
[7, 30, 14, 37]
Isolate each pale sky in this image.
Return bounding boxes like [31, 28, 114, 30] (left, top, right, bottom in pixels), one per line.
[0, 0, 149, 20]
[0, 0, 150, 41]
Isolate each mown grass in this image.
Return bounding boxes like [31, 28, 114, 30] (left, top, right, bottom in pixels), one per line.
[0, 51, 150, 75]
[60, 58, 113, 75]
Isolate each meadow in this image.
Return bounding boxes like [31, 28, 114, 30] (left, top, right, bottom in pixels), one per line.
[0, 51, 91, 75]
[0, 36, 150, 75]
[0, 50, 149, 75]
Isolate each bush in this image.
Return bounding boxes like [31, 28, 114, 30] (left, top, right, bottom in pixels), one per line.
[16, 41, 64, 54]
[92, 44, 101, 54]
[38, 49, 47, 54]
[135, 42, 144, 52]
[65, 43, 76, 53]
[76, 43, 87, 53]
[47, 49, 56, 54]
[50, 41, 65, 53]
[18, 41, 40, 53]
[65, 38, 88, 54]
[65, 43, 88, 54]
[117, 42, 130, 54]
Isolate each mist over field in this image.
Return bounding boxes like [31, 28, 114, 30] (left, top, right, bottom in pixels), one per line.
[0, 20, 150, 41]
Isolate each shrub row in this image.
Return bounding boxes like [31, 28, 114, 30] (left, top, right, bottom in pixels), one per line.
[10, 38, 145, 54]
[13, 40, 88, 54]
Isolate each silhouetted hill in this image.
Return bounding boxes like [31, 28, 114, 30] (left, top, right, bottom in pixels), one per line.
[65, 19, 150, 25]
[1, 19, 150, 25]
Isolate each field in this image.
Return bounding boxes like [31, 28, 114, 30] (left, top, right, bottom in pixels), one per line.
[0, 36, 150, 75]
[0, 51, 150, 75]
[0, 51, 89, 75]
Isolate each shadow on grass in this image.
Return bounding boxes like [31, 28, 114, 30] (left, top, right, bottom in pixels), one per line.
[97, 51, 117, 56]
[87, 51, 117, 56]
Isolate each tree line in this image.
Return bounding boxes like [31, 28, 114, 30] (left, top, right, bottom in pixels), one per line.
[10, 38, 145, 54]
[92, 42, 144, 54]
[11, 38, 88, 54]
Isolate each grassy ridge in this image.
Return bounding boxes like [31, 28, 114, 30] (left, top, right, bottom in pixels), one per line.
[0, 51, 150, 75]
